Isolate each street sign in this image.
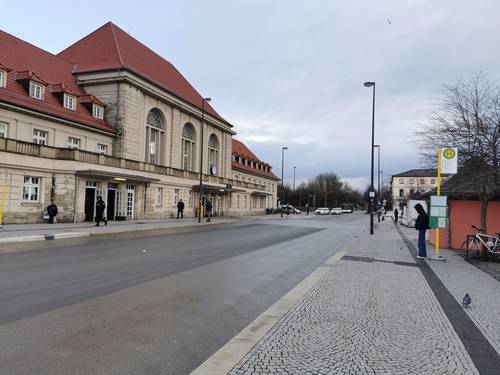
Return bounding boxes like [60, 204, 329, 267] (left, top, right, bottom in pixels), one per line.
[441, 147, 457, 174]
[429, 195, 447, 228]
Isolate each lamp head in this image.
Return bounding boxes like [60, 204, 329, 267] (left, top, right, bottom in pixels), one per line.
[204, 97, 211, 102]
[364, 82, 375, 87]
[282, 146, 288, 150]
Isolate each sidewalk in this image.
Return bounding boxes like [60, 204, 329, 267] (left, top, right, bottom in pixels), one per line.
[197, 219, 500, 374]
[0, 217, 242, 246]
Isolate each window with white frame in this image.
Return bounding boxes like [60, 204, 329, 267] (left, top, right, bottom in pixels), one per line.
[156, 187, 163, 206]
[145, 109, 165, 165]
[188, 191, 193, 206]
[29, 81, 44, 100]
[431, 178, 436, 184]
[64, 94, 76, 110]
[0, 70, 6, 88]
[23, 176, 40, 201]
[409, 179, 414, 184]
[68, 136, 81, 149]
[97, 143, 108, 155]
[0, 122, 7, 138]
[399, 178, 404, 184]
[181, 123, 196, 171]
[174, 189, 179, 204]
[93, 105, 104, 119]
[419, 178, 425, 185]
[208, 134, 219, 175]
[33, 129, 48, 145]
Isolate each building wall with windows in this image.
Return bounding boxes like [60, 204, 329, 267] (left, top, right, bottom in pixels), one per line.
[0, 23, 276, 224]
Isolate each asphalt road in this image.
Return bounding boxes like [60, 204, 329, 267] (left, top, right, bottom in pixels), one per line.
[0, 213, 366, 375]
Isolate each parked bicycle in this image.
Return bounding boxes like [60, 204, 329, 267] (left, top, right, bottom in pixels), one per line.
[460, 225, 500, 260]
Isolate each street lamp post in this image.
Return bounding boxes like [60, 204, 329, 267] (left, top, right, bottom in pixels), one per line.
[280, 147, 288, 218]
[198, 97, 211, 223]
[364, 81, 375, 235]
[293, 166, 296, 206]
[374, 144, 381, 206]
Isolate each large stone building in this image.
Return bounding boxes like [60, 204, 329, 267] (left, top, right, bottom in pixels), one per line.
[0, 22, 279, 223]
[391, 168, 450, 209]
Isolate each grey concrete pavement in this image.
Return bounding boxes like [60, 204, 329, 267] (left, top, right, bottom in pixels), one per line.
[0, 213, 365, 374]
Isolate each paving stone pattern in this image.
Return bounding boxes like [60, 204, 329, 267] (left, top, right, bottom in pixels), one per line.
[230, 223, 479, 375]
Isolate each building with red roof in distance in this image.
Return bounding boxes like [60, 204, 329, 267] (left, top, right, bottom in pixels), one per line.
[0, 22, 278, 223]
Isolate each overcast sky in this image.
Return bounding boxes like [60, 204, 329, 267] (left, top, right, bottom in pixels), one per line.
[3, 1, 500, 190]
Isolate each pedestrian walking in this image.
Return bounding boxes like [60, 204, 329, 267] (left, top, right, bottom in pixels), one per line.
[306, 203, 310, 215]
[46, 202, 58, 224]
[205, 199, 212, 222]
[95, 196, 107, 227]
[394, 208, 399, 223]
[414, 203, 429, 259]
[177, 199, 185, 219]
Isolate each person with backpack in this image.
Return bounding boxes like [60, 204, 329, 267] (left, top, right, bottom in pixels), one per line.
[95, 196, 107, 227]
[205, 199, 212, 222]
[46, 202, 58, 224]
[414, 203, 429, 259]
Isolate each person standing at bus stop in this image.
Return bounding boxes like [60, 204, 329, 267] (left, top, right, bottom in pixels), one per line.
[414, 203, 429, 259]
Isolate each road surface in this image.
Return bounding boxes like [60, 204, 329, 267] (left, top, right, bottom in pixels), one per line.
[0, 213, 365, 374]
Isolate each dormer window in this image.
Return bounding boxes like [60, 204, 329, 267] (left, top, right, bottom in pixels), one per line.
[29, 81, 44, 100]
[0, 70, 6, 88]
[64, 94, 76, 111]
[93, 105, 104, 119]
[64, 94, 76, 110]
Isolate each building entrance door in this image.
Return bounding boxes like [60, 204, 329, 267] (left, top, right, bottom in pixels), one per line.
[84, 188, 95, 222]
[107, 189, 116, 220]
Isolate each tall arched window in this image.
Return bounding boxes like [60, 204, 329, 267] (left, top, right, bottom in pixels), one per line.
[182, 123, 196, 171]
[208, 134, 219, 175]
[145, 108, 165, 165]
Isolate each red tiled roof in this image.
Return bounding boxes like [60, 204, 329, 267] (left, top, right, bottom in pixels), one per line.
[232, 139, 278, 180]
[58, 22, 229, 126]
[0, 30, 114, 134]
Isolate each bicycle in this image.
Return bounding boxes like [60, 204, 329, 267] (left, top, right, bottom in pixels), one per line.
[460, 225, 500, 260]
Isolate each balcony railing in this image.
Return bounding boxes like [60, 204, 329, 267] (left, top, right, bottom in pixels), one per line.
[0, 138, 267, 191]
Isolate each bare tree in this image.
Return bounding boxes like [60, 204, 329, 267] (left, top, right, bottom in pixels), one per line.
[417, 74, 500, 231]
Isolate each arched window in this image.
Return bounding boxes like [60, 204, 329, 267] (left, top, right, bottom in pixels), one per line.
[208, 134, 219, 175]
[182, 123, 196, 171]
[145, 108, 165, 165]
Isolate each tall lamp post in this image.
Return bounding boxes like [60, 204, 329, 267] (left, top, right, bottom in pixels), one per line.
[198, 97, 211, 223]
[364, 81, 375, 235]
[374, 144, 381, 206]
[280, 147, 288, 218]
[293, 166, 296, 206]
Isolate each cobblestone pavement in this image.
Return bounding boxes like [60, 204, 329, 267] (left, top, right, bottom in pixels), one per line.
[401, 225, 500, 357]
[230, 223, 480, 375]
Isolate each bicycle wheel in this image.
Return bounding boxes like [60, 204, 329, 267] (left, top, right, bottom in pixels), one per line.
[460, 238, 480, 259]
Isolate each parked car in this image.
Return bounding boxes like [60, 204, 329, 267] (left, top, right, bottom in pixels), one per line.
[282, 204, 301, 214]
[330, 207, 343, 215]
[315, 207, 330, 215]
[341, 207, 353, 213]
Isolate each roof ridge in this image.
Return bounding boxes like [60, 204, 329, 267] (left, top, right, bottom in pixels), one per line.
[0, 29, 73, 67]
[108, 22, 126, 68]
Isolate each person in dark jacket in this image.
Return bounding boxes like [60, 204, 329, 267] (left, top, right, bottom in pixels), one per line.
[205, 199, 212, 222]
[46, 203, 58, 224]
[177, 199, 185, 219]
[95, 197, 107, 227]
[394, 208, 399, 223]
[414, 203, 429, 258]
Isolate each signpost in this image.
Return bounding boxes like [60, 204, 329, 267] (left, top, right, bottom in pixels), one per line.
[433, 147, 457, 260]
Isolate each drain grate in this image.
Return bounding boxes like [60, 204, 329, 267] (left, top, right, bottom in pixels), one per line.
[341, 255, 374, 263]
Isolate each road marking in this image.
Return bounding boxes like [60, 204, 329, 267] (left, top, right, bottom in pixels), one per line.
[190, 250, 346, 375]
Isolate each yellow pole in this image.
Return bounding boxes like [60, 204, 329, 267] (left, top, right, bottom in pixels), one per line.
[0, 175, 7, 225]
[436, 147, 442, 258]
